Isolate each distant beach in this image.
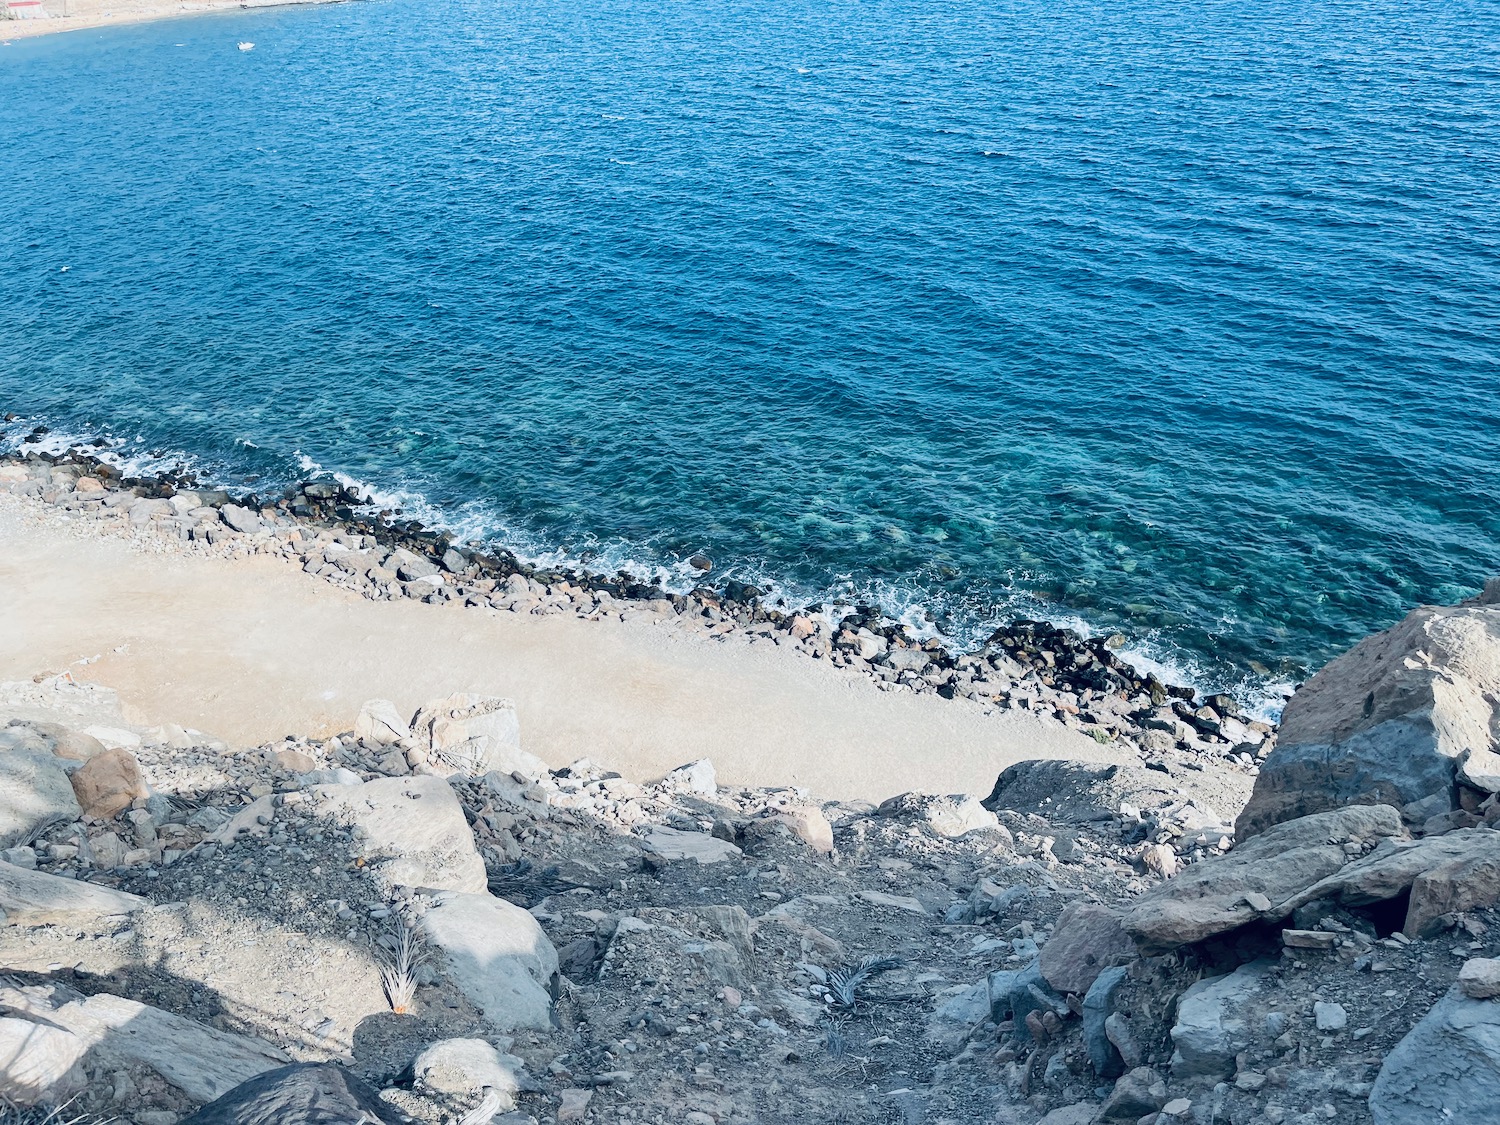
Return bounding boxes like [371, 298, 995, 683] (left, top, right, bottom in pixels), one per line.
[0, 0, 334, 41]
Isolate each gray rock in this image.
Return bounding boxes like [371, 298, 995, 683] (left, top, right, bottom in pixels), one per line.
[179, 1063, 412, 1125]
[353, 699, 409, 745]
[1002, 957, 1068, 1044]
[1039, 901, 1133, 994]
[1083, 965, 1129, 1078]
[642, 826, 742, 865]
[1170, 960, 1275, 1079]
[1120, 804, 1405, 951]
[665, 758, 717, 796]
[1458, 957, 1500, 1000]
[0, 982, 288, 1104]
[219, 504, 263, 534]
[982, 759, 1186, 824]
[396, 554, 441, 581]
[0, 860, 147, 926]
[440, 547, 468, 574]
[419, 891, 559, 1031]
[1369, 985, 1500, 1125]
[412, 693, 542, 780]
[0, 1015, 87, 1105]
[0, 751, 82, 847]
[412, 1037, 524, 1106]
[1314, 1001, 1348, 1031]
[309, 776, 488, 895]
[1098, 1067, 1166, 1120]
[1238, 588, 1500, 838]
[1404, 831, 1500, 937]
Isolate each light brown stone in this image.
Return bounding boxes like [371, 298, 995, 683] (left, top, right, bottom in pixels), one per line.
[68, 748, 148, 819]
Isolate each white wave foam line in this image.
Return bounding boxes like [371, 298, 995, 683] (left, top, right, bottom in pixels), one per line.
[5, 419, 1289, 713]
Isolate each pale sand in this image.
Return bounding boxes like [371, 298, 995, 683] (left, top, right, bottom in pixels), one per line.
[0, 0, 332, 42]
[0, 496, 1127, 801]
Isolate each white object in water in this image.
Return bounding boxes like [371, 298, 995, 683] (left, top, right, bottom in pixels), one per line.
[237, 41, 254, 51]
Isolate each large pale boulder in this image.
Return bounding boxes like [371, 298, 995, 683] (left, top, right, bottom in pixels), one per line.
[1404, 830, 1500, 937]
[412, 693, 546, 779]
[0, 1016, 87, 1104]
[1238, 584, 1500, 839]
[0, 751, 82, 847]
[418, 891, 559, 1030]
[1369, 986, 1500, 1124]
[412, 1037, 525, 1105]
[0, 982, 288, 1104]
[354, 699, 409, 746]
[309, 776, 487, 895]
[0, 860, 148, 926]
[1120, 804, 1405, 951]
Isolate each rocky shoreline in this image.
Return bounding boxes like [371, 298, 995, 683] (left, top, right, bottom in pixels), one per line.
[3, 436, 1500, 1125]
[0, 440, 1277, 774]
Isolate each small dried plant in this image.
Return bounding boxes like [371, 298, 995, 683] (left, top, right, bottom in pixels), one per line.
[456, 1088, 505, 1125]
[825, 956, 903, 1010]
[0, 1099, 113, 1125]
[379, 920, 425, 1015]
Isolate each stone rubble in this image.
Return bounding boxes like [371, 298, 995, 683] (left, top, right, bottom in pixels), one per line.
[1, 443, 1500, 1124]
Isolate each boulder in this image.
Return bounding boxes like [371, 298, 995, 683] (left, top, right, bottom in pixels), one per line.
[880, 791, 1001, 837]
[1458, 957, 1500, 1000]
[219, 504, 263, 534]
[1278, 827, 1500, 938]
[412, 694, 544, 779]
[1169, 960, 1276, 1079]
[762, 805, 834, 854]
[1039, 902, 1134, 994]
[0, 1016, 87, 1105]
[0, 982, 288, 1104]
[0, 751, 81, 847]
[665, 759, 717, 796]
[642, 826, 742, 865]
[412, 1037, 524, 1106]
[983, 759, 1189, 824]
[418, 891, 559, 1031]
[179, 1063, 412, 1125]
[309, 776, 487, 894]
[1082, 965, 1129, 1078]
[69, 748, 149, 818]
[992, 957, 1068, 1044]
[0, 860, 148, 926]
[1404, 831, 1500, 937]
[1098, 1067, 1167, 1120]
[1238, 588, 1500, 839]
[0, 720, 106, 762]
[1120, 804, 1405, 951]
[354, 699, 409, 745]
[1369, 986, 1500, 1125]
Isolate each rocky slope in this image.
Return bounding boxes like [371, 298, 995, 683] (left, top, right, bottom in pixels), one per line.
[2, 444, 1499, 1125]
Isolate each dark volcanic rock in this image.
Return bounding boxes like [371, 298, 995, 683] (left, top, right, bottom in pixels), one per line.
[179, 1063, 413, 1125]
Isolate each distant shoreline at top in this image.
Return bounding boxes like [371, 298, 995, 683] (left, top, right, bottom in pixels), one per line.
[0, 0, 338, 42]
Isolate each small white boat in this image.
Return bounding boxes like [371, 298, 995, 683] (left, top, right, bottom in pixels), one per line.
[238, 41, 254, 51]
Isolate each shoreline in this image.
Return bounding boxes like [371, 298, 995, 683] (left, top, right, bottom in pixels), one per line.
[0, 443, 1271, 802]
[0, 0, 337, 42]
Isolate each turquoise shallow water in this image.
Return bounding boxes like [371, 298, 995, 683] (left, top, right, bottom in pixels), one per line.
[2, 0, 1499, 704]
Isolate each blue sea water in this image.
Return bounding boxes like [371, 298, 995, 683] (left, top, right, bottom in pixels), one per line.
[2, 0, 1499, 704]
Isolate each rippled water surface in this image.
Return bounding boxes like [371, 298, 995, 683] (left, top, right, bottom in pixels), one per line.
[3, 0, 1499, 700]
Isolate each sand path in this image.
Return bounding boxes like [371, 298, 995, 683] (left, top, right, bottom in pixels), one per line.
[0, 497, 1126, 801]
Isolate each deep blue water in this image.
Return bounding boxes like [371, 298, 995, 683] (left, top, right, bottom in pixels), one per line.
[3, 0, 1499, 704]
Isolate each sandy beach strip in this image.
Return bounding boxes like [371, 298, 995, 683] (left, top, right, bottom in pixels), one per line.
[0, 489, 1128, 802]
[0, 0, 334, 42]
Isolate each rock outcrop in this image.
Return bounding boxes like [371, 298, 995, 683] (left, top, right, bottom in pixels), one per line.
[1369, 985, 1500, 1124]
[1238, 582, 1500, 839]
